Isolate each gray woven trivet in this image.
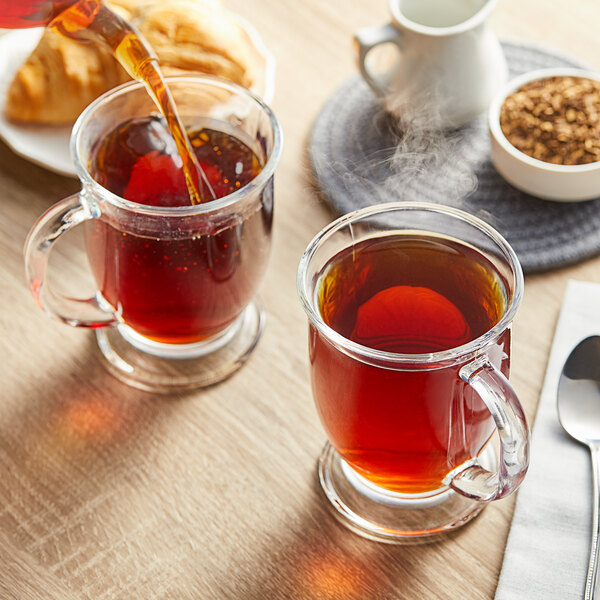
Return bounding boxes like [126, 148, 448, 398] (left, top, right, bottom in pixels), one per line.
[309, 41, 600, 273]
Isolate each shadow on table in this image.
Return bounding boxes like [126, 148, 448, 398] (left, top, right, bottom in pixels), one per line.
[203, 468, 479, 600]
[0, 332, 175, 508]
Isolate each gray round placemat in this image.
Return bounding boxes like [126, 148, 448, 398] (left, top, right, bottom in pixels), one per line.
[309, 42, 600, 273]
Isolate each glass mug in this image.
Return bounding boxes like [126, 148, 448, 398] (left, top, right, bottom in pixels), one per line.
[297, 202, 529, 541]
[25, 76, 282, 392]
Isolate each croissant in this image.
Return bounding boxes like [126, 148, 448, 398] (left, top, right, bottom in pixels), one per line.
[5, 0, 257, 124]
[132, 0, 253, 89]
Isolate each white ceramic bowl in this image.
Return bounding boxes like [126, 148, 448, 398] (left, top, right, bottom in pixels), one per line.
[488, 67, 600, 202]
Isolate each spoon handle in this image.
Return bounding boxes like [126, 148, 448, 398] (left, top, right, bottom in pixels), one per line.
[587, 444, 600, 600]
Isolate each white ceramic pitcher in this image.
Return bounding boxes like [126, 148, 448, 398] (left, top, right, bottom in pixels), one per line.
[355, 0, 508, 128]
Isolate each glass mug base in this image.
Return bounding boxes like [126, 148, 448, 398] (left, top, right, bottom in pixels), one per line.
[95, 298, 264, 393]
[317, 442, 496, 543]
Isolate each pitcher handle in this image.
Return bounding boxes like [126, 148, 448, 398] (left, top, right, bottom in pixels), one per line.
[354, 23, 402, 97]
[449, 356, 530, 501]
[24, 193, 117, 328]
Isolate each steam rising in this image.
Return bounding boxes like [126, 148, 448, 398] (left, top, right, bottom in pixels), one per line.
[316, 80, 485, 214]
[382, 87, 479, 205]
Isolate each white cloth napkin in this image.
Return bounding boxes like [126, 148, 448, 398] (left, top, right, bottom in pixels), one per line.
[495, 279, 600, 599]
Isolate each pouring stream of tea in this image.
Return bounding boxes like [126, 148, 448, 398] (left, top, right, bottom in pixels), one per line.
[49, 0, 216, 205]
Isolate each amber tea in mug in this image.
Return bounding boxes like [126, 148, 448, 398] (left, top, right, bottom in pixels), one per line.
[86, 117, 265, 344]
[312, 233, 509, 494]
[25, 76, 282, 391]
[298, 203, 529, 541]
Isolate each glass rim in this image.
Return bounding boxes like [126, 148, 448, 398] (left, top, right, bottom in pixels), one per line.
[71, 74, 283, 217]
[297, 202, 524, 366]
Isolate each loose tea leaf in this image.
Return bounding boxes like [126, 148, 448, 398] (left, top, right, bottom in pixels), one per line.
[500, 76, 600, 165]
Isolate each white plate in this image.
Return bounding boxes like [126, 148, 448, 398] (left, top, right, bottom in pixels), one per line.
[0, 29, 76, 177]
[0, 22, 275, 179]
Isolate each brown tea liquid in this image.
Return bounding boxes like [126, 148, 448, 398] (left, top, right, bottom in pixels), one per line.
[318, 235, 508, 352]
[49, 0, 212, 204]
[311, 234, 510, 493]
[86, 116, 268, 343]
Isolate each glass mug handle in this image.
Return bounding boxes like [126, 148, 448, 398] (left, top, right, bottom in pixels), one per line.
[450, 356, 530, 501]
[354, 23, 402, 97]
[24, 193, 117, 328]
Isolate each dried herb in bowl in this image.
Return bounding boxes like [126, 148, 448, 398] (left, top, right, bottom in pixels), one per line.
[499, 76, 600, 165]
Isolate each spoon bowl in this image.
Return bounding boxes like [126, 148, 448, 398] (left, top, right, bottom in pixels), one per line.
[558, 335, 600, 599]
[559, 336, 600, 444]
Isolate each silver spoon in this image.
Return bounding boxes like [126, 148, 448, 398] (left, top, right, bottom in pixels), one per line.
[558, 335, 600, 600]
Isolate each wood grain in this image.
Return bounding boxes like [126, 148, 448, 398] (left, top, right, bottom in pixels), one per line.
[1, 0, 599, 598]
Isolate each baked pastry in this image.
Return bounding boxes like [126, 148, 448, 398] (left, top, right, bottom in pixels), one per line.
[4, 0, 133, 124]
[5, 32, 129, 124]
[5, 0, 258, 124]
[132, 0, 254, 89]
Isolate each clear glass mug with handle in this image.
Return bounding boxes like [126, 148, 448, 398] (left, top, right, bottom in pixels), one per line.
[297, 202, 529, 541]
[25, 75, 282, 392]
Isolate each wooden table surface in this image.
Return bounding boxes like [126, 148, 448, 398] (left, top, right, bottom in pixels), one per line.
[2, 1, 600, 598]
